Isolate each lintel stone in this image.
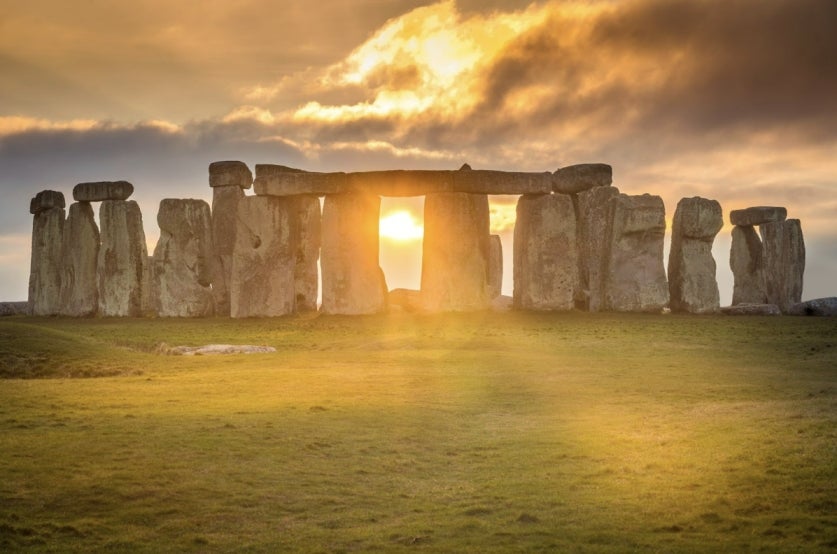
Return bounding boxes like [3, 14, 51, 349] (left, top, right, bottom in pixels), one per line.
[209, 161, 253, 189]
[553, 163, 612, 194]
[254, 164, 346, 196]
[73, 181, 134, 202]
[729, 206, 786, 227]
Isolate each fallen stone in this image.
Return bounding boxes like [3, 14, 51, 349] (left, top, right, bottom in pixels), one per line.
[73, 181, 134, 202]
[602, 194, 668, 312]
[514, 193, 579, 311]
[576, 185, 620, 311]
[720, 303, 782, 316]
[165, 344, 276, 355]
[29, 190, 65, 215]
[730, 225, 766, 305]
[729, 206, 786, 227]
[321, 193, 388, 314]
[153, 199, 215, 317]
[0, 302, 29, 316]
[786, 297, 837, 316]
[230, 196, 297, 317]
[291, 195, 321, 312]
[388, 288, 422, 312]
[28, 197, 65, 316]
[209, 161, 253, 189]
[254, 165, 346, 196]
[421, 193, 491, 312]
[59, 202, 100, 316]
[761, 219, 805, 313]
[552, 163, 612, 194]
[668, 197, 723, 314]
[487, 234, 503, 299]
[97, 200, 148, 317]
[210, 185, 245, 316]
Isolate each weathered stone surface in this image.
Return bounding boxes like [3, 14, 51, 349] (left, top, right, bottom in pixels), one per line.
[388, 288, 422, 312]
[492, 295, 513, 311]
[0, 302, 29, 316]
[97, 200, 148, 317]
[761, 219, 805, 313]
[28, 200, 65, 315]
[290, 195, 321, 311]
[553, 164, 612, 194]
[209, 161, 253, 189]
[152, 199, 215, 317]
[59, 202, 99, 316]
[720, 303, 782, 316]
[73, 181, 134, 202]
[487, 234, 503, 299]
[321, 193, 387, 314]
[668, 197, 723, 314]
[730, 225, 766, 305]
[602, 194, 668, 312]
[729, 206, 786, 227]
[255, 164, 345, 196]
[451, 170, 552, 195]
[210, 185, 245, 316]
[347, 171, 453, 196]
[787, 297, 837, 316]
[142, 255, 156, 316]
[29, 190, 65, 215]
[577, 185, 620, 311]
[166, 344, 276, 355]
[230, 196, 297, 317]
[513, 194, 579, 311]
[422, 193, 491, 312]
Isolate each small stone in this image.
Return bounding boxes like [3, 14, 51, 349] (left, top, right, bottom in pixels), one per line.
[29, 190, 65, 215]
[459, 163, 472, 171]
[0, 302, 29, 316]
[729, 206, 786, 227]
[209, 161, 253, 189]
[73, 181, 134, 202]
[786, 297, 837, 316]
[720, 304, 782, 316]
[552, 163, 612, 194]
[388, 288, 422, 312]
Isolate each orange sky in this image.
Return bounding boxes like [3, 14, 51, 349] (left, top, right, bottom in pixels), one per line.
[1, 0, 835, 301]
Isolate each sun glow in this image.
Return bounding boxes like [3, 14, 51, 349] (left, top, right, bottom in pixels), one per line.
[379, 210, 423, 241]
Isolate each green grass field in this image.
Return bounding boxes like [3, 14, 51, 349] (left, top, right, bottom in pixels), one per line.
[1, 312, 835, 552]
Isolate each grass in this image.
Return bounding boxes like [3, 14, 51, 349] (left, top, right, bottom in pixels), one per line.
[0, 312, 835, 552]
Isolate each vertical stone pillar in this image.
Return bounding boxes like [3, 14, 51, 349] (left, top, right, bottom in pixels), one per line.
[209, 161, 252, 316]
[761, 219, 805, 313]
[230, 196, 297, 318]
[667, 197, 723, 314]
[577, 185, 620, 311]
[153, 199, 215, 317]
[291, 195, 321, 312]
[601, 194, 668, 312]
[730, 226, 766, 305]
[59, 202, 100, 316]
[513, 193, 579, 311]
[321, 193, 387, 314]
[487, 234, 503, 299]
[97, 200, 148, 317]
[28, 190, 66, 316]
[421, 192, 491, 312]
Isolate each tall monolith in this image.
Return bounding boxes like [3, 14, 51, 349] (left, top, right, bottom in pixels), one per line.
[230, 196, 296, 317]
[602, 194, 668, 312]
[761, 219, 805, 313]
[729, 226, 766, 305]
[514, 194, 579, 310]
[291, 195, 321, 311]
[59, 202, 99, 316]
[321, 193, 387, 314]
[487, 234, 503, 299]
[97, 200, 148, 317]
[577, 185, 620, 311]
[421, 193, 491, 312]
[153, 199, 215, 317]
[28, 190, 66, 315]
[667, 197, 723, 314]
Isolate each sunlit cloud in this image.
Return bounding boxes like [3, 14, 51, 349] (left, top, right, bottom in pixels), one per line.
[0, 116, 100, 137]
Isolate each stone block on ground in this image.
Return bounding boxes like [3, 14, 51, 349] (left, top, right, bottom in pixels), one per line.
[97, 200, 148, 317]
[729, 206, 786, 227]
[209, 161, 253, 189]
[0, 302, 29, 316]
[73, 181, 134, 202]
[761, 219, 805, 313]
[720, 303, 782, 316]
[786, 297, 837, 316]
[668, 197, 723, 314]
[513, 194, 579, 311]
[552, 163, 612, 194]
[59, 202, 100, 316]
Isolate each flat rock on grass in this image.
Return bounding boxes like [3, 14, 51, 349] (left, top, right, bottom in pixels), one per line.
[786, 297, 837, 316]
[720, 304, 782, 316]
[165, 344, 276, 355]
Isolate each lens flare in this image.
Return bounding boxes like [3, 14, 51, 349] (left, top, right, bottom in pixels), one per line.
[380, 210, 424, 241]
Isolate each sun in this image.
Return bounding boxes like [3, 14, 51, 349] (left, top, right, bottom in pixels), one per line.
[379, 210, 423, 241]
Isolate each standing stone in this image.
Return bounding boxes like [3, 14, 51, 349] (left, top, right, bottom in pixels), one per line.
[28, 191, 65, 315]
[97, 200, 148, 317]
[230, 196, 297, 317]
[153, 199, 215, 317]
[291, 195, 321, 311]
[602, 194, 668, 312]
[577, 185, 620, 311]
[730, 226, 767, 305]
[321, 193, 387, 314]
[59, 202, 100, 316]
[668, 197, 723, 314]
[422, 193, 491, 312]
[761, 219, 805, 313]
[513, 194, 579, 311]
[487, 234, 503, 299]
[210, 185, 245, 316]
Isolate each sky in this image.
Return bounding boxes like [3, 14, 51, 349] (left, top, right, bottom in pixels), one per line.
[2, 0, 835, 303]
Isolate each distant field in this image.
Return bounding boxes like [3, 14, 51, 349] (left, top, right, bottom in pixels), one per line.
[1, 313, 835, 552]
